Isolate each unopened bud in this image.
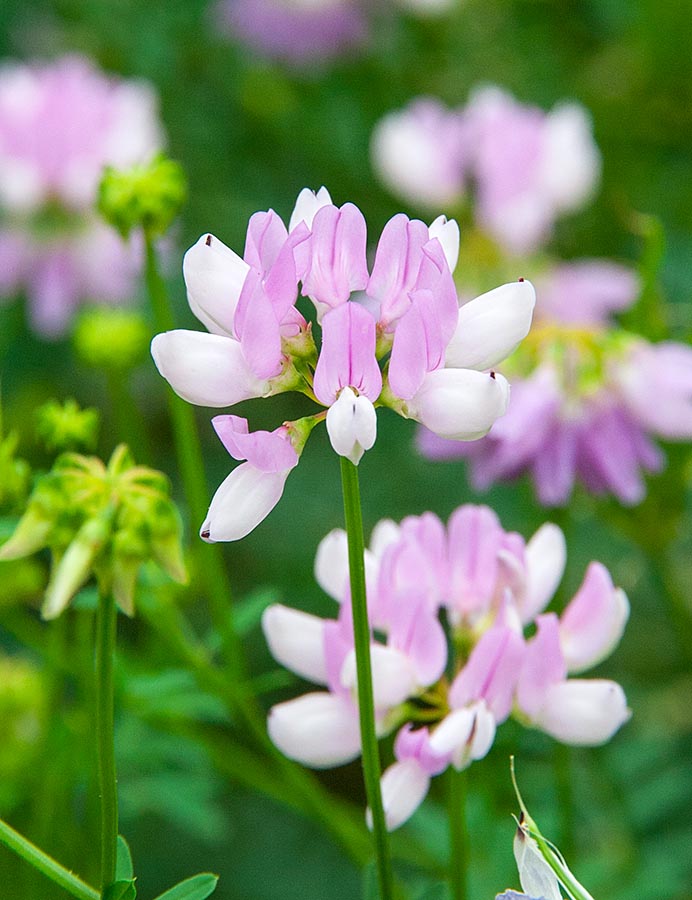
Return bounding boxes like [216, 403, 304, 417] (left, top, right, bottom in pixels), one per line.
[35, 399, 99, 453]
[74, 308, 149, 372]
[98, 154, 187, 240]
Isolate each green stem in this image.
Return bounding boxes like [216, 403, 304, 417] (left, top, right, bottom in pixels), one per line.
[143, 232, 245, 683]
[448, 768, 468, 900]
[553, 742, 575, 863]
[95, 592, 118, 895]
[0, 818, 99, 900]
[339, 458, 394, 900]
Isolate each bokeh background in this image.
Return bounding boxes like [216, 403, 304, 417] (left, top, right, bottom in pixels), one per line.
[1, 1, 691, 898]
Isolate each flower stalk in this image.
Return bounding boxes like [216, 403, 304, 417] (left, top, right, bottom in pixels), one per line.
[448, 767, 468, 900]
[95, 591, 118, 895]
[339, 457, 394, 900]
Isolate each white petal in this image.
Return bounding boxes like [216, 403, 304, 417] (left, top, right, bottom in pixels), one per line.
[289, 186, 333, 232]
[468, 701, 497, 761]
[183, 234, 249, 335]
[367, 760, 430, 831]
[369, 519, 401, 558]
[514, 829, 562, 900]
[326, 389, 377, 464]
[314, 527, 379, 605]
[262, 604, 328, 685]
[341, 645, 418, 711]
[429, 708, 475, 755]
[267, 692, 361, 768]
[521, 523, 567, 624]
[445, 281, 535, 371]
[536, 679, 631, 745]
[408, 368, 510, 441]
[428, 215, 460, 273]
[151, 330, 268, 407]
[314, 528, 350, 601]
[201, 464, 289, 542]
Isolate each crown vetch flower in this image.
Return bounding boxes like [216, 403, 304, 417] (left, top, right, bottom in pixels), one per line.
[371, 87, 600, 255]
[420, 259, 692, 506]
[0, 55, 164, 336]
[263, 504, 630, 830]
[152, 187, 535, 540]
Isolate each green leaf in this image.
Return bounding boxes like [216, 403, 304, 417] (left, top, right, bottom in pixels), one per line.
[152, 873, 219, 900]
[104, 879, 137, 900]
[116, 835, 134, 881]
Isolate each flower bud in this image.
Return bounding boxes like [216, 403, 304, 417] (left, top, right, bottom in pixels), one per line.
[35, 399, 99, 453]
[74, 308, 149, 372]
[98, 154, 187, 239]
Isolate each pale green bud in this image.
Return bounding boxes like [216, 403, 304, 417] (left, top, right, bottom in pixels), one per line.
[98, 154, 187, 240]
[42, 511, 113, 620]
[74, 308, 149, 372]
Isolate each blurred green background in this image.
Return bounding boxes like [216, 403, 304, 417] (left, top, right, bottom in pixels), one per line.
[0, 1, 691, 898]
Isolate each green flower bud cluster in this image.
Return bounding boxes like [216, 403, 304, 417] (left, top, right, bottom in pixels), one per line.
[35, 398, 100, 453]
[74, 307, 149, 372]
[0, 430, 30, 513]
[0, 444, 187, 620]
[98, 154, 187, 240]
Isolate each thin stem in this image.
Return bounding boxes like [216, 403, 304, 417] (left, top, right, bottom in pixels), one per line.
[143, 232, 244, 683]
[553, 742, 575, 863]
[339, 457, 394, 900]
[95, 592, 118, 895]
[448, 768, 468, 900]
[0, 818, 99, 900]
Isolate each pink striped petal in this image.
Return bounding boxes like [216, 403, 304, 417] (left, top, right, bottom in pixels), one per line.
[313, 302, 382, 405]
[301, 203, 369, 308]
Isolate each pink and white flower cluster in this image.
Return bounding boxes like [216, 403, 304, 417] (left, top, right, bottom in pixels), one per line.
[152, 187, 535, 542]
[371, 87, 600, 255]
[420, 260, 692, 506]
[0, 55, 164, 337]
[264, 504, 631, 830]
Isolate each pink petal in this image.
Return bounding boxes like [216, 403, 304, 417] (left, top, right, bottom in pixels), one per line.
[559, 562, 629, 673]
[516, 613, 566, 718]
[447, 504, 504, 620]
[313, 302, 382, 405]
[366, 213, 429, 327]
[243, 209, 288, 273]
[233, 268, 283, 379]
[211, 415, 299, 472]
[301, 203, 369, 308]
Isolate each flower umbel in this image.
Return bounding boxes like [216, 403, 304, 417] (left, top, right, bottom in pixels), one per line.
[263, 505, 630, 830]
[151, 187, 535, 540]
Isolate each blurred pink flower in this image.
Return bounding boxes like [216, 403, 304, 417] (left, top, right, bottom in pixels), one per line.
[264, 505, 630, 828]
[0, 55, 164, 337]
[215, 0, 368, 65]
[419, 259, 692, 506]
[371, 87, 600, 254]
[464, 86, 600, 254]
